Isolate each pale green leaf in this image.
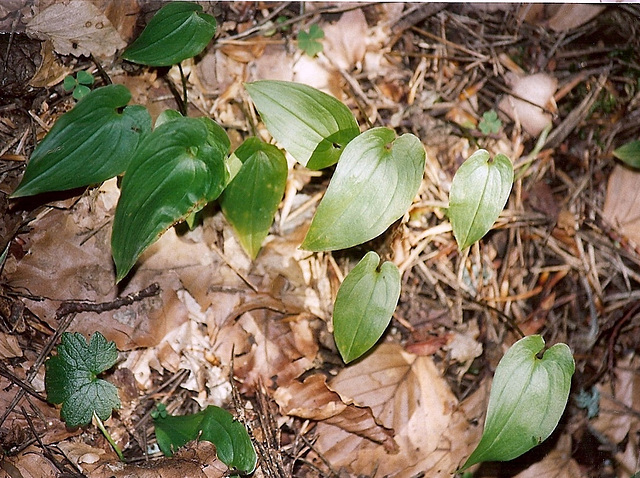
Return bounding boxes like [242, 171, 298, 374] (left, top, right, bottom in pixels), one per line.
[460, 335, 575, 470]
[302, 127, 425, 251]
[11, 85, 151, 198]
[122, 2, 216, 67]
[245, 80, 359, 169]
[220, 138, 287, 259]
[333, 251, 401, 363]
[448, 149, 513, 250]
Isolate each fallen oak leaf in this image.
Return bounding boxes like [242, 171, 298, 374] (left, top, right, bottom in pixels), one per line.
[274, 373, 397, 452]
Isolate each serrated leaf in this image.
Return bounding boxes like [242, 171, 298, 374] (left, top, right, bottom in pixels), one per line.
[11, 85, 151, 198]
[302, 127, 425, 251]
[613, 140, 640, 168]
[111, 116, 229, 282]
[460, 335, 575, 471]
[298, 24, 324, 57]
[448, 149, 513, 250]
[220, 138, 287, 259]
[122, 2, 216, 67]
[245, 80, 359, 169]
[153, 404, 257, 473]
[45, 332, 120, 428]
[333, 251, 401, 363]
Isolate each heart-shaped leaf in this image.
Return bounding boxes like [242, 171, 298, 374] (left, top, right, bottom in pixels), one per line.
[153, 404, 257, 473]
[111, 116, 229, 282]
[333, 251, 401, 363]
[11, 85, 151, 198]
[302, 127, 425, 251]
[122, 2, 216, 67]
[245, 80, 360, 170]
[448, 149, 513, 250]
[613, 140, 640, 169]
[460, 335, 575, 471]
[219, 138, 288, 259]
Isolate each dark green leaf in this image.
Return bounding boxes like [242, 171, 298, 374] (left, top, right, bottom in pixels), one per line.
[333, 251, 401, 363]
[245, 80, 359, 169]
[122, 2, 216, 67]
[460, 335, 575, 470]
[220, 138, 288, 258]
[45, 332, 120, 428]
[613, 140, 640, 168]
[11, 85, 151, 198]
[63, 75, 76, 91]
[72, 85, 91, 100]
[153, 404, 257, 473]
[76, 70, 94, 85]
[302, 127, 425, 251]
[298, 24, 324, 57]
[111, 116, 229, 282]
[448, 149, 513, 250]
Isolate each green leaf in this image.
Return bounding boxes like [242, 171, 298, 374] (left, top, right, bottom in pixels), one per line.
[111, 116, 229, 282]
[63, 75, 76, 91]
[460, 335, 575, 470]
[478, 110, 502, 135]
[153, 404, 257, 473]
[122, 2, 216, 67]
[302, 127, 425, 251]
[245, 80, 359, 169]
[220, 138, 288, 259]
[11, 85, 151, 198]
[298, 24, 324, 57]
[72, 85, 91, 100]
[333, 251, 401, 363]
[613, 140, 640, 168]
[76, 70, 94, 85]
[448, 149, 513, 250]
[45, 332, 120, 428]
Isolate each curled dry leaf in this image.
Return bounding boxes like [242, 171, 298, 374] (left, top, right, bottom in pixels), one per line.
[603, 164, 640, 247]
[512, 434, 585, 478]
[322, 9, 368, 71]
[274, 374, 397, 452]
[26, 0, 126, 58]
[314, 343, 477, 477]
[498, 72, 557, 136]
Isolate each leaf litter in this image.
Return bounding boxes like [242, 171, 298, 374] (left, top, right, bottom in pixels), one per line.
[2, 2, 640, 478]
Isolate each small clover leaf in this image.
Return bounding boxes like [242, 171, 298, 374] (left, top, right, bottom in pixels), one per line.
[63, 71, 95, 100]
[298, 24, 324, 57]
[478, 110, 502, 135]
[45, 332, 120, 428]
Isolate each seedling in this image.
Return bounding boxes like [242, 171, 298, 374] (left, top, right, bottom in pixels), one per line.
[63, 70, 95, 100]
[297, 24, 324, 57]
[478, 109, 502, 135]
[45, 332, 123, 459]
[613, 139, 640, 168]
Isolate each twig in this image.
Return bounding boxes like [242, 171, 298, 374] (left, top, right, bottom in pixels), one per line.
[178, 63, 188, 116]
[55, 282, 160, 317]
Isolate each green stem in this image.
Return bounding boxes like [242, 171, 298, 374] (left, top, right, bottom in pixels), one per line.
[178, 63, 188, 116]
[94, 411, 124, 461]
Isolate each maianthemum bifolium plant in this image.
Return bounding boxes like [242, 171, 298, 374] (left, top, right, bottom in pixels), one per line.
[14, 1, 575, 471]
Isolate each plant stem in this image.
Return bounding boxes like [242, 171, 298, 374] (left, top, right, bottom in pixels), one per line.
[178, 63, 188, 116]
[94, 411, 124, 461]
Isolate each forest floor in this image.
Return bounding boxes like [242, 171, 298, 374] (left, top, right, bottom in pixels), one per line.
[1, 2, 640, 477]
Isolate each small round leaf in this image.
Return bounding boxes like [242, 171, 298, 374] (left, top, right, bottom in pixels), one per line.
[333, 251, 401, 363]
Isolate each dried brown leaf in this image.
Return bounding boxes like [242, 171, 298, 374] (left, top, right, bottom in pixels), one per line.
[314, 343, 475, 477]
[274, 374, 397, 452]
[26, 0, 126, 58]
[603, 164, 640, 247]
[513, 434, 585, 478]
[322, 9, 368, 71]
